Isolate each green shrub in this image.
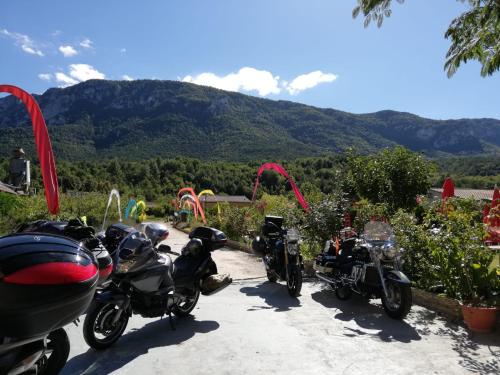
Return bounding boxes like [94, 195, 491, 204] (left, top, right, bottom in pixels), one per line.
[301, 193, 349, 258]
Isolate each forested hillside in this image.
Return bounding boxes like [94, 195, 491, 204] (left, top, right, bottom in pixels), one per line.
[0, 80, 499, 161]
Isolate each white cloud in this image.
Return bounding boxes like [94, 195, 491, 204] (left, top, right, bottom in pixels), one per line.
[0, 28, 44, 56]
[80, 38, 92, 48]
[55, 72, 79, 87]
[181, 67, 338, 97]
[120, 48, 126, 53]
[52, 64, 105, 87]
[285, 70, 338, 95]
[59, 45, 78, 57]
[68, 63, 105, 81]
[183, 67, 281, 97]
[122, 74, 134, 81]
[38, 73, 52, 81]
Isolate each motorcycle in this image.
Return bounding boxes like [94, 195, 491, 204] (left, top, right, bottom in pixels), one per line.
[314, 221, 412, 319]
[16, 219, 114, 285]
[0, 233, 98, 374]
[252, 216, 303, 297]
[83, 226, 232, 350]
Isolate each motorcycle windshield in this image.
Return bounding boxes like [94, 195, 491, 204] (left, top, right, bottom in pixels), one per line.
[362, 221, 396, 247]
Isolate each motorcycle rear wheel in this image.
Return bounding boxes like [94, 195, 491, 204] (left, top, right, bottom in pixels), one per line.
[381, 280, 412, 319]
[287, 266, 302, 297]
[36, 328, 70, 375]
[83, 302, 129, 350]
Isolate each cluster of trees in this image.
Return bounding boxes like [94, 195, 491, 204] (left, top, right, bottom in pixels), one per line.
[0, 147, 433, 204]
[1, 148, 498, 204]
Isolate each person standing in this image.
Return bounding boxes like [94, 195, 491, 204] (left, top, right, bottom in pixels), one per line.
[8, 148, 28, 188]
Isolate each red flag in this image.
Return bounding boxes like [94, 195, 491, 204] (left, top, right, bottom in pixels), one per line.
[0, 85, 59, 214]
[491, 186, 500, 227]
[483, 204, 490, 224]
[441, 177, 455, 200]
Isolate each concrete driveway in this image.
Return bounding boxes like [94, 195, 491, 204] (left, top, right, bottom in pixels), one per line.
[61, 226, 499, 375]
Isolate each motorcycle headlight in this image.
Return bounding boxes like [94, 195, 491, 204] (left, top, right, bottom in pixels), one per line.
[382, 243, 398, 259]
[288, 243, 299, 255]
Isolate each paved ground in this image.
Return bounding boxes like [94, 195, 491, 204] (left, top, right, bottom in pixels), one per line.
[61, 225, 499, 375]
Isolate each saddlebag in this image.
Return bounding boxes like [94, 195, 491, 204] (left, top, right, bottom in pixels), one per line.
[0, 234, 98, 339]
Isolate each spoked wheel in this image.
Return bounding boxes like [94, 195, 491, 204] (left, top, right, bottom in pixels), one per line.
[173, 288, 200, 317]
[36, 328, 70, 375]
[381, 280, 412, 319]
[335, 285, 352, 300]
[287, 265, 302, 297]
[83, 302, 129, 350]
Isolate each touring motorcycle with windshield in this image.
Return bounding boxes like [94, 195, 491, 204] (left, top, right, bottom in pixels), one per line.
[83, 226, 232, 349]
[252, 216, 303, 297]
[314, 221, 412, 319]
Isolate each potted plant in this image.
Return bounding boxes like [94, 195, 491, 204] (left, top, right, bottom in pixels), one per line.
[426, 204, 499, 333]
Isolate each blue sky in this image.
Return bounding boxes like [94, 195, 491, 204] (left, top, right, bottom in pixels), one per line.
[1, 0, 499, 119]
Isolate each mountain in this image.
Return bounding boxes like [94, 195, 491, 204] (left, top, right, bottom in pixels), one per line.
[0, 79, 499, 161]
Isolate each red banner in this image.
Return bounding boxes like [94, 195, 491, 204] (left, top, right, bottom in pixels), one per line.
[0, 85, 59, 214]
[251, 162, 309, 212]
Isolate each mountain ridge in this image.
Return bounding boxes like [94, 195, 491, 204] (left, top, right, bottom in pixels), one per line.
[0, 79, 499, 161]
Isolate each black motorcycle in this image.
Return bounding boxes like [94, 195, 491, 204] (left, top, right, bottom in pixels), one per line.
[83, 226, 232, 350]
[252, 216, 303, 297]
[0, 233, 98, 374]
[314, 221, 412, 319]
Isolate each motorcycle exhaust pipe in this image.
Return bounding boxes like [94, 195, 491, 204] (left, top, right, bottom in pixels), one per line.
[315, 272, 336, 285]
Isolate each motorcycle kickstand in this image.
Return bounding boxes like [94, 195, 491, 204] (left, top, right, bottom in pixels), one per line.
[168, 311, 176, 331]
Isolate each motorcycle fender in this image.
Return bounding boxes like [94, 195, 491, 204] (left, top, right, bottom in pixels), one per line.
[94, 290, 127, 306]
[385, 270, 411, 285]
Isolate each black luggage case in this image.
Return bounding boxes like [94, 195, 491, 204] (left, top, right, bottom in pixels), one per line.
[189, 227, 227, 251]
[0, 234, 98, 339]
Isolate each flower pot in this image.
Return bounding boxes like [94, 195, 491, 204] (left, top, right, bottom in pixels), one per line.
[461, 304, 498, 333]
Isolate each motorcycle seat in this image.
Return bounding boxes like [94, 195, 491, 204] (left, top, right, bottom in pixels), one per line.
[320, 254, 353, 265]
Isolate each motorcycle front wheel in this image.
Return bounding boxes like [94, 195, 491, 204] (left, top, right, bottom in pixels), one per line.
[83, 302, 129, 350]
[173, 288, 200, 317]
[381, 280, 412, 319]
[36, 328, 70, 375]
[287, 265, 302, 297]
[335, 285, 352, 300]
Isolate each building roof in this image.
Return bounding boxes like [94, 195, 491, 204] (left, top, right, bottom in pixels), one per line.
[0, 182, 17, 195]
[200, 195, 251, 203]
[430, 188, 495, 201]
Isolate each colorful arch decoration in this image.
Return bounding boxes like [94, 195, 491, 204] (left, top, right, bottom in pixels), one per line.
[180, 194, 199, 220]
[124, 199, 137, 219]
[176, 187, 206, 223]
[131, 200, 147, 222]
[102, 189, 122, 231]
[198, 189, 221, 215]
[0, 84, 59, 214]
[183, 200, 198, 221]
[251, 162, 309, 212]
[124, 199, 147, 222]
